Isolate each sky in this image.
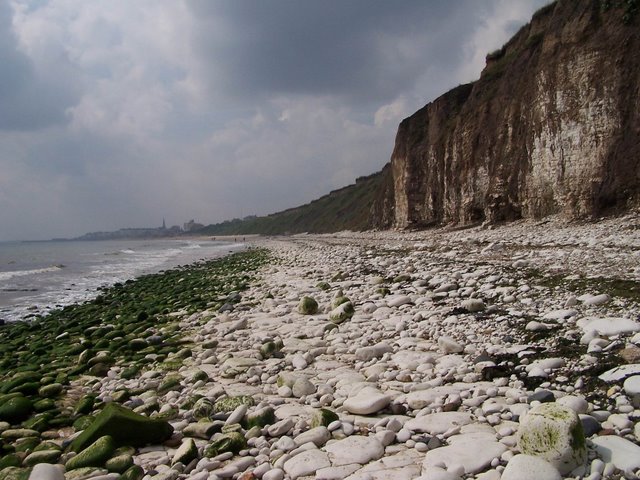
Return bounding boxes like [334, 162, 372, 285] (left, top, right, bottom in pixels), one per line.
[0, 0, 550, 241]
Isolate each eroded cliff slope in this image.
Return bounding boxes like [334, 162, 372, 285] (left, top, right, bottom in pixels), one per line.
[371, 0, 640, 229]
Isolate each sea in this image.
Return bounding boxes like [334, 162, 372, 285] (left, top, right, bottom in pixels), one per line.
[0, 238, 244, 323]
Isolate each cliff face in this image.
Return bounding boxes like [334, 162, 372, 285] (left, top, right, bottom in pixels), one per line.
[372, 0, 640, 229]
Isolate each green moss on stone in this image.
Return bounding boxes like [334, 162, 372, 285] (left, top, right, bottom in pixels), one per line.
[66, 435, 116, 470]
[204, 431, 246, 457]
[0, 398, 32, 425]
[298, 297, 319, 315]
[213, 396, 254, 414]
[120, 464, 144, 480]
[68, 403, 173, 453]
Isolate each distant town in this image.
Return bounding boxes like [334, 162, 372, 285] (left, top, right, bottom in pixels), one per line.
[70, 219, 206, 241]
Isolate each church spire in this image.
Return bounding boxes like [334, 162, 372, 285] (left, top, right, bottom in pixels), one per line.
[162, 218, 166, 230]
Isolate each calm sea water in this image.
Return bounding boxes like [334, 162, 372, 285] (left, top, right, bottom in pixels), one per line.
[0, 238, 243, 322]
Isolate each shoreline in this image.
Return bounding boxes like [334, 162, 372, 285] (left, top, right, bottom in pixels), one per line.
[0, 239, 248, 324]
[0, 219, 639, 479]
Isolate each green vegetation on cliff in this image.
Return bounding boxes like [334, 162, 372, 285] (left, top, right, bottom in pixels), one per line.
[200, 172, 384, 235]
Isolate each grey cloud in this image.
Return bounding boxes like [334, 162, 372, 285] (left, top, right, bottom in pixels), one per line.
[0, 2, 78, 131]
[187, 0, 504, 106]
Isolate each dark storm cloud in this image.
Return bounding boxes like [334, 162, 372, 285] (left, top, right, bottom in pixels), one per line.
[187, 0, 500, 105]
[0, 2, 77, 131]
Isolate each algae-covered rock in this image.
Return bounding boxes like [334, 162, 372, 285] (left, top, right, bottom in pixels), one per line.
[204, 431, 246, 457]
[298, 297, 319, 315]
[72, 416, 94, 432]
[65, 435, 116, 470]
[1, 430, 39, 441]
[68, 403, 173, 453]
[23, 449, 61, 467]
[22, 414, 51, 433]
[244, 406, 274, 429]
[150, 406, 179, 421]
[74, 396, 96, 416]
[9, 383, 38, 396]
[393, 274, 411, 283]
[328, 302, 354, 324]
[171, 438, 198, 466]
[111, 390, 130, 403]
[88, 363, 110, 377]
[33, 441, 61, 452]
[316, 282, 331, 291]
[323, 323, 338, 334]
[128, 339, 147, 351]
[0, 467, 29, 480]
[0, 397, 33, 424]
[192, 398, 214, 421]
[259, 341, 277, 359]
[31, 399, 55, 414]
[517, 402, 586, 475]
[0, 373, 40, 395]
[331, 295, 350, 310]
[120, 464, 144, 480]
[182, 422, 220, 439]
[105, 453, 134, 473]
[38, 383, 63, 398]
[64, 467, 107, 480]
[311, 408, 339, 428]
[120, 366, 140, 380]
[277, 372, 304, 389]
[190, 370, 209, 383]
[157, 375, 182, 395]
[13, 437, 39, 453]
[0, 456, 21, 470]
[213, 396, 254, 414]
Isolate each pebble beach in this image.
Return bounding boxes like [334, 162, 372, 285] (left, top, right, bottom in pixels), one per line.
[2, 213, 640, 480]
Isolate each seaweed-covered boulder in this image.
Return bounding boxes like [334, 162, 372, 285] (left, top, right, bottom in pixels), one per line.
[259, 341, 279, 359]
[171, 438, 198, 466]
[190, 370, 209, 383]
[204, 431, 246, 457]
[157, 375, 182, 395]
[66, 435, 116, 470]
[0, 397, 33, 424]
[0, 467, 29, 480]
[328, 302, 354, 324]
[298, 297, 319, 315]
[0, 456, 20, 470]
[331, 294, 350, 309]
[0, 373, 40, 395]
[105, 452, 134, 473]
[64, 467, 107, 480]
[120, 465, 144, 480]
[517, 402, 586, 475]
[74, 395, 96, 416]
[213, 396, 254, 414]
[23, 449, 61, 467]
[244, 406, 275, 429]
[68, 403, 173, 453]
[1, 429, 39, 440]
[182, 422, 220, 439]
[38, 383, 63, 398]
[192, 398, 215, 420]
[311, 408, 339, 428]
